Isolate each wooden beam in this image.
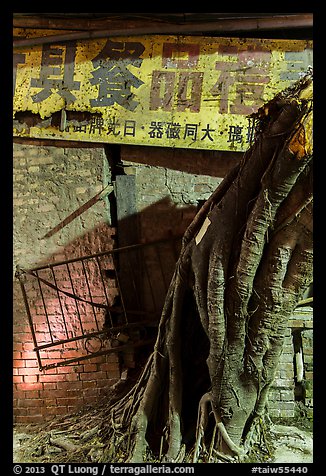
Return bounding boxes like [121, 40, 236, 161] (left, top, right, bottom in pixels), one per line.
[13, 14, 313, 48]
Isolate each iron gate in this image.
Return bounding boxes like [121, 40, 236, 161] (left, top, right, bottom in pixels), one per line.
[15, 237, 181, 370]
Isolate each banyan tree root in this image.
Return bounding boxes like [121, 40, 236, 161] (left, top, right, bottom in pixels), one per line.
[97, 70, 313, 463]
[192, 392, 244, 463]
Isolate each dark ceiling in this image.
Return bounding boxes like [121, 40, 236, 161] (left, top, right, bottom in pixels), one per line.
[13, 13, 313, 45]
[12, 13, 308, 19]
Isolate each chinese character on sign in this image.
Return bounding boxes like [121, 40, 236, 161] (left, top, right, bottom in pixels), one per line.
[149, 71, 175, 111]
[73, 124, 87, 133]
[13, 53, 26, 95]
[30, 42, 81, 104]
[148, 121, 164, 139]
[107, 117, 121, 136]
[211, 45, 272, 115]
[165, 122, 181, 139]
[280, 51, 313, 81]
[162, 43, 200, 69]
[246, 118, 257, 144]
[176, 72, 203, 112]
[149, 43, 203, 112]
[201, 124, 215, 142]
[124, 121, 136, 137]
[90, 40, 145, 111]
[228, 125, 243, 143]
[89, 117, 104, 134]
[184, 124, 199, 141]
[148, 121, 182, 140]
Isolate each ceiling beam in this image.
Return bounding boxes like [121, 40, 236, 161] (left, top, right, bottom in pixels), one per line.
[13, 14, 313, 48]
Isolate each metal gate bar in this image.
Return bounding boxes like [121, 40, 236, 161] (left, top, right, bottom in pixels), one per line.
[16, 236, 182, 370]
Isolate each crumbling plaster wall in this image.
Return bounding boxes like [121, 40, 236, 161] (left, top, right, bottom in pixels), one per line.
[120, 145, 232, 242]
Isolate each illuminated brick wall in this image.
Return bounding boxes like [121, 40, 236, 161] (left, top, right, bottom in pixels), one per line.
[13, 142, 121, 423]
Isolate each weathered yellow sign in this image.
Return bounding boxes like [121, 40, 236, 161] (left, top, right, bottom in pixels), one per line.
[13, 35, 312, 151]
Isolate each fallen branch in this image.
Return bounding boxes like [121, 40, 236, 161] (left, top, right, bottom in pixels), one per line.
[49, 436, 80, 453]
[80, 425, 99, 441]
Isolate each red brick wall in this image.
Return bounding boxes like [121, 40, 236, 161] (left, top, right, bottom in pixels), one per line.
[13, 349, 120, 424]
[13, 142, 122, 423]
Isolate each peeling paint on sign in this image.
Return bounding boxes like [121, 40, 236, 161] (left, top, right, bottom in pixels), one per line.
[13, 35, 313, 151]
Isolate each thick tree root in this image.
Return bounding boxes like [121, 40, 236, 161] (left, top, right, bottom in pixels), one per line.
[192, 392, 245, 463]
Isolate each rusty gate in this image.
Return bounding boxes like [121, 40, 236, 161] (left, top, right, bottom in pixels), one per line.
[15, 237, 181, 370]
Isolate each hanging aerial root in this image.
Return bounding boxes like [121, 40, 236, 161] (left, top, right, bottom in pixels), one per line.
[192, 392, 245, 463]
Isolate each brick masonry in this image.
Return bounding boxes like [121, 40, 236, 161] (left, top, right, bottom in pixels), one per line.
[269, 308, 313, 418]
[13, 141, 313, 423]
[13, 142, 121, 424]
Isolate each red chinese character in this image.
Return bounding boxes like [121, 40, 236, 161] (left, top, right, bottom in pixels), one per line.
[211, 44, 272, 115]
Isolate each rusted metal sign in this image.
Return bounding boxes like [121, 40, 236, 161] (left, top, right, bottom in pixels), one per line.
[13, 36, 312, 151]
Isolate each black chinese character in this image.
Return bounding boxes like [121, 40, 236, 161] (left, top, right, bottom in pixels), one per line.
[73, 124, 87, 133]
[228, 125, 243, 143]
[166, 122, 181, 139]
[148, 121, 164, 139]
[201, 124, 215, 142]
[89, 117, 104, 134]
[246, 118, 257, 144]
[30, 42, 80, 104]
[184, 124, 198, 140]
[124, 121, 136, 137]
[107, 117, 121, 136]
[90, 40, 145, 111]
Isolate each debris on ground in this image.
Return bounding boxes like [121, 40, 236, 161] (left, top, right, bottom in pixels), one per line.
[13, 411, 313, 464]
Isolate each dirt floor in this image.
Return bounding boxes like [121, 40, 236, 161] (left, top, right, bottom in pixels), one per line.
[13, 421, 313, 464]
[270, 424, 313, 463]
